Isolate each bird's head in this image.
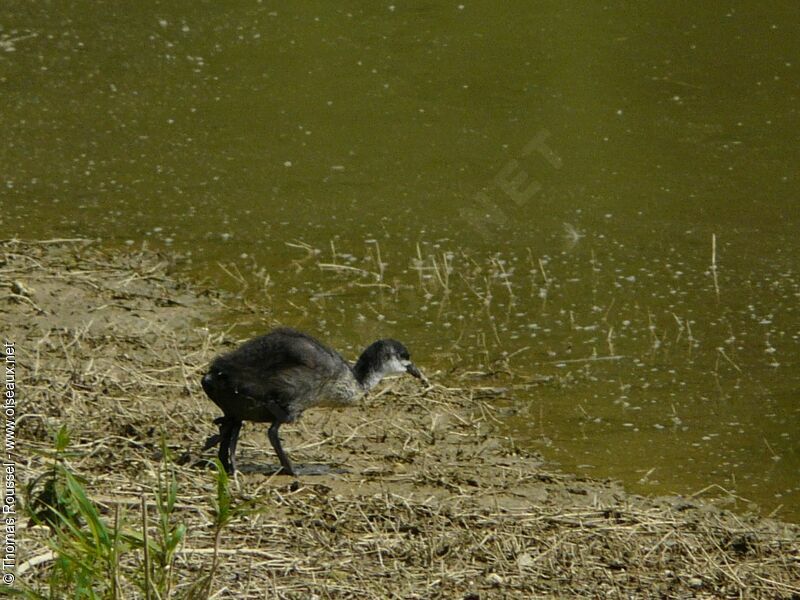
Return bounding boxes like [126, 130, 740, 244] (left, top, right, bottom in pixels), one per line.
[355, 339, 425, 389]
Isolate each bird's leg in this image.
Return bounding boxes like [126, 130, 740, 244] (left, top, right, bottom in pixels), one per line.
[202, 433, 221, 452]
[267, 421, 295, 476]
[216, 418, 235, 474]
[202, 416, 228, 451]
[228, 420, 243, 474]
[262, 398, 295, 475]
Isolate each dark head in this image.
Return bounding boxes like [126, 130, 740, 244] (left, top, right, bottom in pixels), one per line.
[353, 339, 423, 389]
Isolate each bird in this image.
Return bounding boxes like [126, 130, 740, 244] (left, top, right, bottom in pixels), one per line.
[200, 327, 424, 476]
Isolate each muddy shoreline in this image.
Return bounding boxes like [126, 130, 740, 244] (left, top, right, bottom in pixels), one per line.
[5, 239, 798, 598]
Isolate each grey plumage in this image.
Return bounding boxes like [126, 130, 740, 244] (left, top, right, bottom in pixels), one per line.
[201, 327, 423, 475]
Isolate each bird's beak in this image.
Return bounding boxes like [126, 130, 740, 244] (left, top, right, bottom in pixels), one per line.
[405, 362, 423, 379]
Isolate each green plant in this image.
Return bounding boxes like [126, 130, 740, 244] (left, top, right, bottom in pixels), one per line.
[26, 425, 78, 531]
[20, 429, 252, 599]
[146, 442, 187, 598]
[185, 459, 257, 598]
[23, 466, 130, 599]
[52, 467, 128, 598]
[185, 459, 233, 598]
[20, 426, 124, 598]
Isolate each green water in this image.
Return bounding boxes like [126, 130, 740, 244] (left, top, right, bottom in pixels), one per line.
[2, 2, 798, 520]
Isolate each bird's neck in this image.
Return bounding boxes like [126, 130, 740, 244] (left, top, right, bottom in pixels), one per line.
[358, 370, 385, 392]
[353, 354, 382, 391]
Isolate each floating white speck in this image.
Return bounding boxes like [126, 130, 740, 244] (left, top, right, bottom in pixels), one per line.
[284, 161, 292, 167]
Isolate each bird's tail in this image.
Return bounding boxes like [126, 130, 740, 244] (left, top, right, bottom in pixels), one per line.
[201, 371, 230, 451]
[201, 370, 218, 397]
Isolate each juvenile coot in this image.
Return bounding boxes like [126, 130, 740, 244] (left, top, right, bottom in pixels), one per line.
[201, 327, 423, 475]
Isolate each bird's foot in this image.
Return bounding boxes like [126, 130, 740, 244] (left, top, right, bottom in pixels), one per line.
[201, 433, 221, 452]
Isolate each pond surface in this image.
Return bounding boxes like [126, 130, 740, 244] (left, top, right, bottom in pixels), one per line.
[2, 2, 798, 520]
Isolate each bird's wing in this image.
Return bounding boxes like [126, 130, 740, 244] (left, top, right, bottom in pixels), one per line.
[246, 328, 344, 374]
[210, 328, 346, 407]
